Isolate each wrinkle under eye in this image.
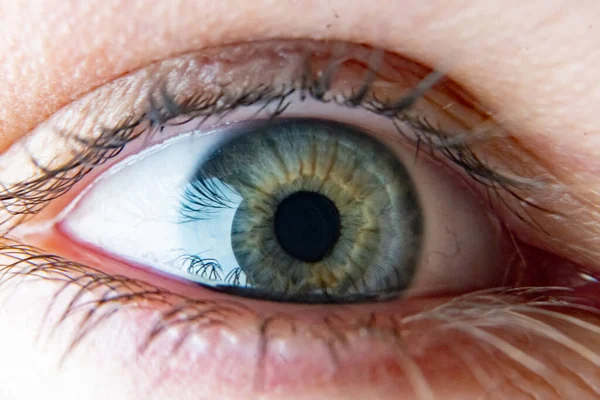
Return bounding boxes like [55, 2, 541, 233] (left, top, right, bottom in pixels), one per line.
[2, 239, 600, 399]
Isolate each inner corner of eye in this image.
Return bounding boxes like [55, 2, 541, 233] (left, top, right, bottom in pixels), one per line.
[53, 114, 510, 305]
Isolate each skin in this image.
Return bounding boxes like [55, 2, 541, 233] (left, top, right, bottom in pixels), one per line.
[2, 0, 600, 399]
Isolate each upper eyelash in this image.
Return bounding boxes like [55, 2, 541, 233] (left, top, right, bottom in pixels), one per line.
[0, 42, 548, 232]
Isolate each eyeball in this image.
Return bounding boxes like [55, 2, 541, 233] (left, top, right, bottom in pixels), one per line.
[60, 117, 511, 303]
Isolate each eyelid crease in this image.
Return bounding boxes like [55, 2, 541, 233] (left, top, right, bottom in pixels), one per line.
[0, 39, 541, 236]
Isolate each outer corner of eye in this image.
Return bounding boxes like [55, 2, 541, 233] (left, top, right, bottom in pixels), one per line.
[53, 112, 515, 306]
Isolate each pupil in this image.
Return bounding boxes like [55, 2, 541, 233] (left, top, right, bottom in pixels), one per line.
[274, 191, 341, 263]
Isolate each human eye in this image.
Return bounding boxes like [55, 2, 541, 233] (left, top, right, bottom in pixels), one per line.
[4, 41, 524, 301]
[34, 43, 512, 304]
[3, 3, 600, 400]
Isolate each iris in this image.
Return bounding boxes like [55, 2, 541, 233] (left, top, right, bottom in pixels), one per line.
[181, 119, 423, 301]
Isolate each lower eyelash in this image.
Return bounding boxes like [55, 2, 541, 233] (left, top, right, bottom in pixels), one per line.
[3, 234, 600, 398]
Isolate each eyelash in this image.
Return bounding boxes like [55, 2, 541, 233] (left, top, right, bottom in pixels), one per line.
[0, 44, 544, 234]
[1, 233, 593, 377]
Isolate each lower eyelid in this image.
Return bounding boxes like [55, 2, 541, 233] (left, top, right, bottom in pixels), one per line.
[3, 238, 600, 399]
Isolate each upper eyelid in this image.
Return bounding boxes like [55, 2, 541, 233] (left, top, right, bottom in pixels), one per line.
[0, 39, 534, 234]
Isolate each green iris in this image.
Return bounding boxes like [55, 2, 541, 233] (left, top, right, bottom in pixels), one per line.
[182, 119, 422, 301]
